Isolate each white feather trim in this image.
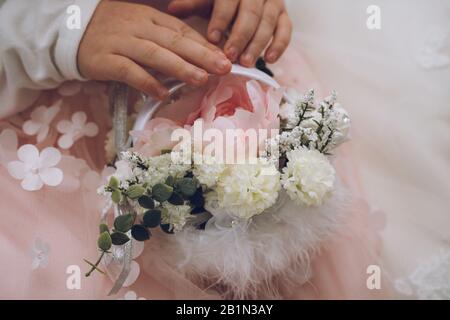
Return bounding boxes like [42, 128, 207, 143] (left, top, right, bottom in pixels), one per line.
[148, 179, 350, 299]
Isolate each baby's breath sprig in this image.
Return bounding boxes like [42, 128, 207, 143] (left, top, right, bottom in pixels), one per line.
[273, 89, 348, 161]
[295, 89, 316, 126]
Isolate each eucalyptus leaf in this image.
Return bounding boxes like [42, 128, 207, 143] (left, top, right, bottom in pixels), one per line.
[126, 185, 146, 200]
[168, 192, 184, 205]
[99, 223, 109, 234]
[177, 178, 197, 197]
[190, 189, 205, 207]
[111, 189, 122, 204]
[131, 225, 151, 241]
[110, 232, 130, 246]
[138, 195, 154, 209]
[152, 183, 173, 202]
[165, 175, 175, 187]
[114, 213, 135, 233]
[97, 231, 112, 251]
[160, 224, 174, 234]
[108, 176, 119, 189]
[143, 210, 161, 228]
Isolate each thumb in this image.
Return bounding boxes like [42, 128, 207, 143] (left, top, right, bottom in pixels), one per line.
[167, 0, 212, 18]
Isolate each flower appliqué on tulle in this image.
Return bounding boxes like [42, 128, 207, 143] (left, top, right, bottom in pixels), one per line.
[7, 144, 63, 191]
[118, 290, 146, 300]
[22, 101, 61, 143]
[30, 238, 51, 270]
[56, 111, 99, 149]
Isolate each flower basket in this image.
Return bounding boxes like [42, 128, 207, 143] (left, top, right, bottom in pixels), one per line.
[96, 65, 350, 299]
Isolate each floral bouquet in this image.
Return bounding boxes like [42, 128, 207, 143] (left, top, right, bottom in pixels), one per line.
[85, 65, 351, 299]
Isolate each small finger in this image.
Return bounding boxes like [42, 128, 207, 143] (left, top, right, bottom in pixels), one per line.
[265, 12, 292, 63]
[207, 0, 240, 44]
[136, 26, 231, 75]
[240, 2, 281, 66]
[167, 0, 212, 18]
[124, 38, 210, 87]
[106, 55, 168, 100]
[224, 0, 264, 62]
[153, 13, 224, 54]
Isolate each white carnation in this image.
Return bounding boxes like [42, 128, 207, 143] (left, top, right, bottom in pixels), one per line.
[192, 154, 225, 188]
[213, 159, 281, 220]
[144, 154, 190, 187]
[281, 148, 335, 207]
[161, 203, 192, 233]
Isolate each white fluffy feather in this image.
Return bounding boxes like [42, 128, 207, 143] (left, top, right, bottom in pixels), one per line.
[148, 178, 350, 299]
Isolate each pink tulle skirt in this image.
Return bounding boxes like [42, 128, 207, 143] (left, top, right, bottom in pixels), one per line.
[0, 46, 392, 299]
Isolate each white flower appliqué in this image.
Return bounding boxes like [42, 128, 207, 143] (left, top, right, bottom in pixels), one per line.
[119, 290, 146, 300]
[31, 238, 50, 270]
[22, 102, 61, 143]
[56, 111, 99, 149]
[7, 145, 63, 191]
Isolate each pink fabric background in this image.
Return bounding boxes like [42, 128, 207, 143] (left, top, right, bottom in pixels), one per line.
[0, 44, 393, 299]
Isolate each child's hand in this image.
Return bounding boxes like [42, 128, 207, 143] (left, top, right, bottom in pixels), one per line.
[168, 0, 292, 67]
[78, 1, 232, 100]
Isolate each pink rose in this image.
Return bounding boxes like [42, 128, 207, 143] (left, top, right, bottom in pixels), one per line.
[132, 75, 283, 161]
[187, 75, 282, 161]
[131, 118, 182, 157]
[187, 75, 282, 132]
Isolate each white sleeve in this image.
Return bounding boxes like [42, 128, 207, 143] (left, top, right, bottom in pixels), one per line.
[0, 0, 101, 119]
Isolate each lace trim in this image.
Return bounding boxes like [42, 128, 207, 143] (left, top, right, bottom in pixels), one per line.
[394, 249, 450, 299]
[416, 26, 449, 70]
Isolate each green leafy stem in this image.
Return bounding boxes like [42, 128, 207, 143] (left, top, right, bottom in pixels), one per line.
[84, 173, 205, 277]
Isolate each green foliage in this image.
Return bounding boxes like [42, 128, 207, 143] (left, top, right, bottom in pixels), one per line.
[143, 210, 162, 228]
[126, 185, 146, 200]
[176, 178, 197, 197]
[152, 183, 173, 202]
[99, 223, 109, 234]
[110, 232, 130, 246]
[97, 231, 112, 252]
[114, 213, 135, 233]
[131, 225, 151, 241]
[138, 195, 154, 209]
